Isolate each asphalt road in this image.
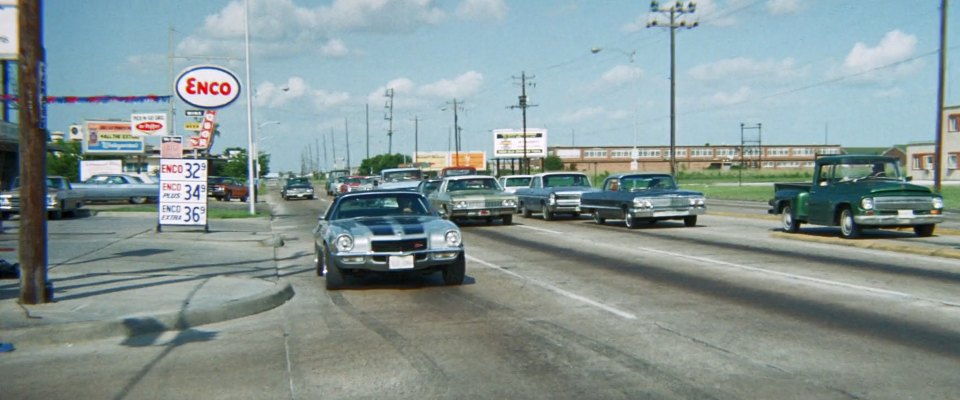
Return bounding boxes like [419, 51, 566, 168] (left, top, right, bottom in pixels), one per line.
[5, 186, 960, 399]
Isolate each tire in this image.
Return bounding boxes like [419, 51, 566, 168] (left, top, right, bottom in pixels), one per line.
[914, 224, 935, 237]
[224, 192, 233, 202]
[683, 215, 697, 227]
[593, 210, 605, 225]
[521, 204, 532, 218]
[324, 246, 344, 290]
[839, 208, 861, 239]
[781, 205, 800, 233]
[49, 208, 63, 220]
[314, 244, 325, 276]
[240, 195, 248, 202]
[0, 212, 9, 221]
[542, 205, 554, 221]
[624, 211, 639, 229]
[502, 214, 513, 225]
[441, 206, 451, 220]
[485, 217, 494, 225]
[442, 253, 466, 285]
[129, 196, 148, 204]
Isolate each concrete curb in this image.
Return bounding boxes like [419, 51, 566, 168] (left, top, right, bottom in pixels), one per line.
[5, 279, 294, 346]
[770, 231, 960, 259]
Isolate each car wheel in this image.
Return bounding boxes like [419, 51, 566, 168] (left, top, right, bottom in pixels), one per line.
[683, 215, 697, 227]
[442, 253, 466, 286]
[521, 204, 532, 218]
[224, 192, 233, 202]
[914, 224, 935, 237]
[129, 196, 148, 204]
[441, 205, 451, 220]
[839, 207, 861, 239]
[324, 246, 344, 290]
[593, 210, 605, 225]
[502, 214, 513, 225]
[0, 212, 9, 220]
[314, 244, 325, 276]
[49, 208, 63, 220]
[240, 195, 248, 202]
[542, 206, 554, 221]
[781, 205, 800, 233]
[624, 211, 639, 229]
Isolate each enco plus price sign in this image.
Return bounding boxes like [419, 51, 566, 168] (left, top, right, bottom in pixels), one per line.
[158, 159, 209, 232]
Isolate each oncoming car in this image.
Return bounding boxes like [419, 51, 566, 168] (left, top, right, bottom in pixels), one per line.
[313, 191, 465, 290]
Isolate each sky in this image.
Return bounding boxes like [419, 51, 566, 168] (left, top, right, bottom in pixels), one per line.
[33, 0, 960, 173]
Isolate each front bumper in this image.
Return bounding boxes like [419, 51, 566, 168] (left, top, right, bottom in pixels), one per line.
[330, 248, 463, 272]
[285, 190, 314, 198]
[630, 206, 706, 219]
[854, 213, 943, 226]
[449, 206, 515, 218]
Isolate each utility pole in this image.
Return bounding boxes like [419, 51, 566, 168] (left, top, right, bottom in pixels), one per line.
[445, 99, 464, 166]
[509, 72, 537, 174]
[933, 0, 948, 192]
[322, 133, 328, 172]
[329, 127, 336, 169]
[384, 88, 394, 154]
[19, 0, 49, 304]
[365, 103, 370, 164]
[412, 116, 421, 165]
[344, 117, 351, 173]
[648, 0, 698, 176]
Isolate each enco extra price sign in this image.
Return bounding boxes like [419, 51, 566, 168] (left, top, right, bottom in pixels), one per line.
[158, 158, 208, 228]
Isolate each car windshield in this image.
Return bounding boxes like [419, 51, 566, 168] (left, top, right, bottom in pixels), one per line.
[543, 175, 590, 188]
[503, 177, 531, 187]
[619, 176, 677, 191]
[444, 168, 475, 177]
[332, 193, 432, 219]
[288, 178, 310, 186]
[383, 170, 422, 182]
[833, 161, 902, 182]
[12, 177, 62, 189]
[446, 178, 500, 192]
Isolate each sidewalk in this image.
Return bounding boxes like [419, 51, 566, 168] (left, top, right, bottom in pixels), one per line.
[0, 212, 293, 349]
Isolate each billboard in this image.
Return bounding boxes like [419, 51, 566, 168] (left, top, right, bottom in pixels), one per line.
[493, 128, 547, 159]
[0, 3, 17, 60]
[414, 151, 487, 171]
[83, 121, 145, 154]
[130, 112, 168, 136]
[450, 151, 486, 169]
[415, 152, 450, 172]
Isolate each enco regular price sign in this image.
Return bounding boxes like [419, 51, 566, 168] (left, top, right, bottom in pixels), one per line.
[158, 158, 208, 230]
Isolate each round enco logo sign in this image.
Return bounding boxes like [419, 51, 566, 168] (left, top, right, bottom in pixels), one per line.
[175, 65, 242, 109]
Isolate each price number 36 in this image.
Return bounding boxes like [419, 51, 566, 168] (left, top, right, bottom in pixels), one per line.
[184, 206, 206, 223]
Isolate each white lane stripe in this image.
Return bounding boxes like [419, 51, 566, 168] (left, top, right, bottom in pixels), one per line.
[467, 254, 637, 320]
[514, 224, 564, 235]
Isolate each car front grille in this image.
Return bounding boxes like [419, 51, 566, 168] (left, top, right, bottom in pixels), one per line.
[371, 238, 428, 253]
[648, 196, 696, 208]
[463, 200, 505, 208]
[873, 196, 934, 211]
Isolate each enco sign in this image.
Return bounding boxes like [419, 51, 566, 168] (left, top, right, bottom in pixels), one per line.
[175, 65, 242, 109]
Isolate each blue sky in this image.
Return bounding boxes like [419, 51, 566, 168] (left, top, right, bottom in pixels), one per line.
[40, 0, 960, 172]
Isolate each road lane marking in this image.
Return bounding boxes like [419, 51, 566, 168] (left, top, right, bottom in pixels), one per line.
[467, 254, 637, 320]
[514, 224, 564, 235]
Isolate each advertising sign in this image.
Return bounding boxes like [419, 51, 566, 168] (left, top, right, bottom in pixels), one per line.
[493, 128, 548, 159]
[83, 121, 145, 154]
[175, 65, 241, 109]
[450, 151, 487, 170]
[415, 152, 450, 172]
[130, 112, 168, 136]
[80, 159, 122, 182]
[161, 136, 183, 159]
[189, 110, 216, 149]
[0, 3, 17, 60]
[158, 159, 208, 227]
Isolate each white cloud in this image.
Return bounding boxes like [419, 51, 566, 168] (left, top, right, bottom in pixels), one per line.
[256, 77, 350, 111]
[456, 0, 508, 21]
[841, 30, 917, 74]
[558, 107, 607, 124]
[601, 65, 643, 86]
[766, 0, 803, 15]
[708, 86, 752, 106]
[320, 38, 349, 57]
[418, 71, 485, 98]
[363, 72, 484, 110]
[688, 57, 808, 82]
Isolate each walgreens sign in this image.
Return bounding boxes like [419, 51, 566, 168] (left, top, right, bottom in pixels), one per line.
[175, 65, 241, 109]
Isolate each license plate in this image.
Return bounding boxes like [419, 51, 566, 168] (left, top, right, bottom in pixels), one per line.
[388, 255, 414, 270]
[479, 210, 491, 216]
[898, 210, 914, 218]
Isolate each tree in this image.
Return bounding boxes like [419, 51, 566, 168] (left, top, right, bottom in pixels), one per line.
[358, 153, 412, 175]
[543, 154, 564, 171]
[47, 140, 83, 182]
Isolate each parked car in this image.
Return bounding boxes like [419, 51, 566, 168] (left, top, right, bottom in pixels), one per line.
[0, 176, 85, 220]
[428, 175, 517, 225]
[497, 174, 533, 194]
[72, 173, 159, 204]
[768, 155, 944, 238]
[515, 172, 597, 220]
[281, 179, 315, 201]
[313, 190, 465, 290]
[580, 173, 705, 228]
[378, 167, 423, 190]
[208, 177, 250, 202]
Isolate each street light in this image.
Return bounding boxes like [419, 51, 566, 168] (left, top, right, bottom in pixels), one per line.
[591, 47, 640, 171]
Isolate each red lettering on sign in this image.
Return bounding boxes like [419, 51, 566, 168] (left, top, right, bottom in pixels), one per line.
[162, 183, 181, 191]
[185, 77, 233, 96]
[136, 122, 163, 131]
[161, 164, 184, 174]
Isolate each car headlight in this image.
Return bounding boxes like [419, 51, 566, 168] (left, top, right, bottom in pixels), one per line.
[335, 234, 354, 252]
[0, 197, 9, 207]
[861, 197, 874, 210]
[454, 200, 468, 209]
[502, 198, 516, 207]
[932, 197, 944, 209]
[689, 197, 706, 207]
[47, 194, 59, 207]
[444, 230, 462, 247]
[548, 193, 557, 205]
[632, 197, 652, 209]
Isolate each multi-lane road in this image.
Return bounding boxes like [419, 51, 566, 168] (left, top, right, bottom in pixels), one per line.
[11, 186, 960, 399]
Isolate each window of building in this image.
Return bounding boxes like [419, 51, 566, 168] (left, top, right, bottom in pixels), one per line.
[639, 149, 661, 158]
[949, 114, 959, 132]
[793, 148, 814, 156]
[949, 153, 958, 170]
[818, 148, 841, 155]
[584, 149, 607, 158]
[690, 148, 712, 157]
[742, 147, 761, 156]
[768, 148, 790, 156]
[924, 155, 934, 170]
[715, 148, 737, 157]
[611, 149, 632, 158]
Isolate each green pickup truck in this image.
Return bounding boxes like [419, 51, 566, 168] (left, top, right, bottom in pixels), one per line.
[768, 155, 944, 238]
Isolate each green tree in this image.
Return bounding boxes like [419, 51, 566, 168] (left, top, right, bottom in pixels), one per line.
[543, 154, 564, 171]
[358, 153, 412, 175]
[47, 140, 83, 182]
[220, 147, 250, 180]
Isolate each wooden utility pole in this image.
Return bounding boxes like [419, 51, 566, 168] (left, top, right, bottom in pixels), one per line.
[19, 0, 49, 304]
[933, 0, 948, 192]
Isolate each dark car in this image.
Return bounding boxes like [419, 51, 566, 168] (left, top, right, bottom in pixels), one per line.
[580, 173, 705, 228]
[282, 178, 315, 200]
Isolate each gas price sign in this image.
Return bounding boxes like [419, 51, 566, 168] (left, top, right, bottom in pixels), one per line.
[158, 159, 208, 228]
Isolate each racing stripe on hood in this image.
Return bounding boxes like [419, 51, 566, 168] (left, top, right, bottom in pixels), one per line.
[354, 216, 426, 236]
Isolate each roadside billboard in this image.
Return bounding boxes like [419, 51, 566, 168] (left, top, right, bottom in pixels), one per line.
[83, 121, 144, 154]
[450, 151, 486, 169]
[130, 112, 168, 136]
[415, 152, 450, 172]
[493, 128, 547, 159]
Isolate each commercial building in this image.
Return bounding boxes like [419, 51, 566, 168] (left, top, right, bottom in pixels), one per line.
[905, 105, 960, 181]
